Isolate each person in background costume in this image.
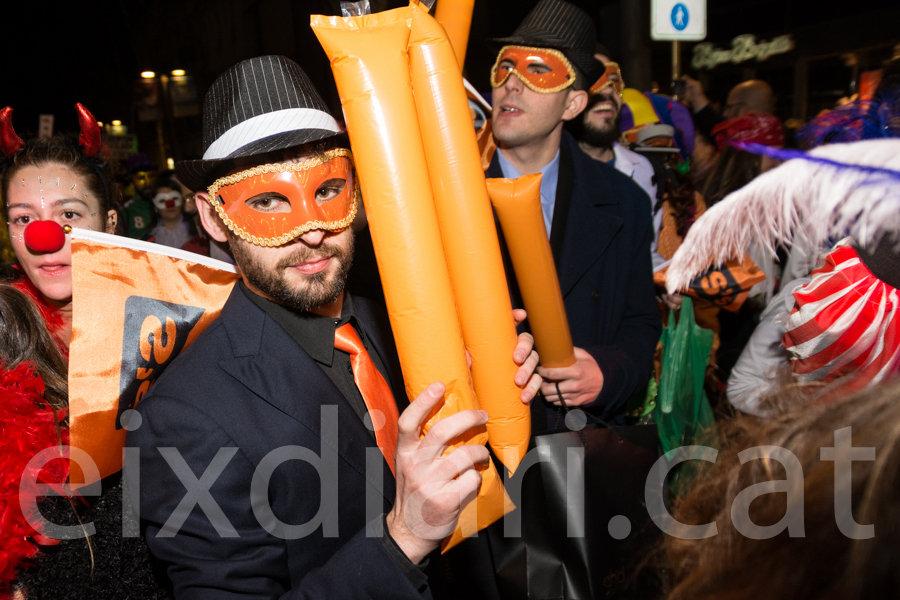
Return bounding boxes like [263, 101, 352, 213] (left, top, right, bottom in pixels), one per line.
[122, 153, 157, 240]
[681, 77, 776, 143]
[664, 139, 900, 415]
[0, 105, 172, 600]
[485, 0, 660, 424]
[129, 55, 541, 599]
[569, 46, 657, 206]
[0, 105, 119, 349]
[148, 178, 193, 250]
[695, 112, 785, 382]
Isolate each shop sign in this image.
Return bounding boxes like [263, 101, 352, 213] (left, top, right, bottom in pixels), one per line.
[692, 34, 794, 70]
[651, 0, 707, 41]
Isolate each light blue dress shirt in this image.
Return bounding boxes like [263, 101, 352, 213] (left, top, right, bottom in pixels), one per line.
[496, 148, 561, 238]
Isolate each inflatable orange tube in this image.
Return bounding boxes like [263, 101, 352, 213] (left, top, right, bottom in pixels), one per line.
[311, 6, 510, 552]
[487, 175, 576, 368]
[408, 4, 529, 475]
[434, 0, 475, 70]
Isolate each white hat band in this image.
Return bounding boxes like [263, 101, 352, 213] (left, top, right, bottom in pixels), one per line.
[203, 108, 341, 160]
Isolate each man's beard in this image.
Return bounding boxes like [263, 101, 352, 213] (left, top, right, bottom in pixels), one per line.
[231, 232, 355, 312]
[580, 105, 622, 151]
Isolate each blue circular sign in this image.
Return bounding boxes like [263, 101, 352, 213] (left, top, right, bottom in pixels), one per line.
[671, 3, 689, 31]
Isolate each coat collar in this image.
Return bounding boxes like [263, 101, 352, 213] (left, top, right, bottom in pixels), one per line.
[612, 142, 638, 177]
[217, 285, 395, 502]
[555, 132, 624, 296]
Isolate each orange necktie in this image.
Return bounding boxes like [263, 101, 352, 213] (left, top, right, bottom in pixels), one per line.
[334, 323, 400, 474]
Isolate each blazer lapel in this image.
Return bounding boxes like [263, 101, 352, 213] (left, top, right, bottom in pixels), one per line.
[218, 287, 395, 502]
[557, 137, 624, 297]
[549, 144, 574, 265]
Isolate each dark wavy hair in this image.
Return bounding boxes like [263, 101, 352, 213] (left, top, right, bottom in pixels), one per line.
[700, 144, 762, 207]
[662, 154, 699, 237]
[1, 134, 119, 221]
[0, 284, 67, 411]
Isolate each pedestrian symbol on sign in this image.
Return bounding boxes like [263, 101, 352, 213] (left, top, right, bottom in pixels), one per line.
[671, 3, 689, 31]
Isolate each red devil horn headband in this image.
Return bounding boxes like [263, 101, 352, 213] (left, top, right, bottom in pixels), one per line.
[0, 106, 25, 157]
[76, 103, 101, 157]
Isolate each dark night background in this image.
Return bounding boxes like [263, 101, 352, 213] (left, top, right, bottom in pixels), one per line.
[5, 0, 898, 166]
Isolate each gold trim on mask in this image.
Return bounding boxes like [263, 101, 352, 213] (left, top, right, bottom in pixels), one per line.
[490, 45, 577, 95]
[206, 148, 360, 247]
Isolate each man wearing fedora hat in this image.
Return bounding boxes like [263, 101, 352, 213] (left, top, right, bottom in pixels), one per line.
[126, 55, 540, 598]
[485, 0, 660, 427]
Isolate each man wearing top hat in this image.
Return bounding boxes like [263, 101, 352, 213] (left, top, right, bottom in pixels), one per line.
[485, 0, 660, 427]
[126, 55, 541, 599]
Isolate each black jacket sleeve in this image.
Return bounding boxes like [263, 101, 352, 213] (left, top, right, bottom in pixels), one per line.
[127, 397, 429, 600]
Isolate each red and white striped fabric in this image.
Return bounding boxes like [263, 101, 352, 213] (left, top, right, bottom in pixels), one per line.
[782, 238, 900, 395]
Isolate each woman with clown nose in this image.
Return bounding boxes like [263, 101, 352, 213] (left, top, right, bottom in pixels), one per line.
[0, 105, 118, 351]
[0, 106, 171, 597]
[148, 178, 193, 250]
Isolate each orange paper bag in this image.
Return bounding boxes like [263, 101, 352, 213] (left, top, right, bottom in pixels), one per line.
[311, 6, 511, 551]
[409, 4, 529, 474]
[67, 230, 239, 485]
[487, 175, 576, 368]
[654, 254, 766, 312]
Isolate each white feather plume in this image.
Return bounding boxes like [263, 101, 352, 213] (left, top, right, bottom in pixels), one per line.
[666, 139, 900, 294]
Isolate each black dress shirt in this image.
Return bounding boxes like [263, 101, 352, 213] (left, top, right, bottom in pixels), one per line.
[238, 282, 428, 591]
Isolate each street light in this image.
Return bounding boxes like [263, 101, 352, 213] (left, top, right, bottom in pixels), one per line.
[141, 71, 156, 79]
[111, 120, 122, 126]
[171, 69, 186, 77]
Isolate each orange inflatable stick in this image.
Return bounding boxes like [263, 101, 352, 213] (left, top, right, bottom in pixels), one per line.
[408, 4, 529, 475]
[311, 7, 511, 552]
[434, 0, 475, 70]
[487, 175, 576, 368]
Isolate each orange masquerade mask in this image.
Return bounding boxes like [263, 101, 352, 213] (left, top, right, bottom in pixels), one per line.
[490, 45, 576, 94]
[589, 62, 624, 97]
[206, 148, 359, 247]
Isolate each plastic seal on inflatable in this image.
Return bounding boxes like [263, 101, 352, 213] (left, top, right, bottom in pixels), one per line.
[340, 0, 370, 17]
[311, 5, 512, 552]
[487, 175, 577, 368]
[408, 3, 529, 475]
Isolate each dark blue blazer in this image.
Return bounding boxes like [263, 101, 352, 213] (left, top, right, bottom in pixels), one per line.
[126, 286, 426, 599]
[488, 131, 661, 423]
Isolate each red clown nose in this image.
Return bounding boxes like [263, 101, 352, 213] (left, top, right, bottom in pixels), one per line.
[23, 220, 67, 253]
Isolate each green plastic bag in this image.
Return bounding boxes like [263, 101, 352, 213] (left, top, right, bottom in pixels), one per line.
[654, 297, 716, 456]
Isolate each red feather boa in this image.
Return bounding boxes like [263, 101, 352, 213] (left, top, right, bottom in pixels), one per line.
[0, 363, 69, 594]
[10, 275, 67, 357]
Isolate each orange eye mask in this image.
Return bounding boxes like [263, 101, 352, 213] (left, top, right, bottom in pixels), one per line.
[490, 45, 576, 94]
[206, 148, 359, 247]
[589, 62, 624, 97]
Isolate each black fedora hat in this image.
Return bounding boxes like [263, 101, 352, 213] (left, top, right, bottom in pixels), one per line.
[176, 55, 342, 191]
[488, 0, 602, 84]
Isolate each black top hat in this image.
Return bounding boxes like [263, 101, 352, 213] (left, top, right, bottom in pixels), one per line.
[176, 55, 342, 191]
[488, 0, 602, 84]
